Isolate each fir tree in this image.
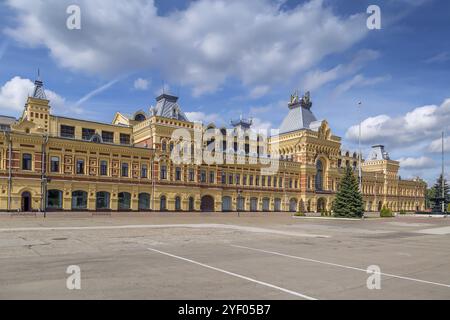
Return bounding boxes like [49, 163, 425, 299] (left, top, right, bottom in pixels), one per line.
[430, 174, 450, 212]
[332, 166, 364, 218]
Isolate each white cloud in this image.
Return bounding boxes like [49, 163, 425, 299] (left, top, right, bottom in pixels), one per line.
[249, 85, 270, 99]
[424, 52, 450, 64]
[302, 49, 380, 91]
[397, 156, 435, 169]
[0, 76, 65, 114]
[346, 98, 450, 148]
[5, 0, 368, 96]
[429, 136, 450, 153]
[74, 78, 121, 107]
[185, 111, 220, 125]
[133, 78, 150, 91]
[333, 74, 390, 96]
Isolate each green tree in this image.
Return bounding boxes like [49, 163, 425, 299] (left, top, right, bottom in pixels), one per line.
[332, 166, 364, 218]
[430, 174, 449, 212]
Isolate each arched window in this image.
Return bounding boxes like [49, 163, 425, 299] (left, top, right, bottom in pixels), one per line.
[315, 160, 324, 191]
[188, 197, 195, 211]
[96, 192, 110, 210]
[72, 191, 88, 210]
[138, 193, 150, 210]
[160, 195, 167, 211]
[134, 113, 146, 122]
[118, 192, 131, 210]
[175, 196, 181, 211]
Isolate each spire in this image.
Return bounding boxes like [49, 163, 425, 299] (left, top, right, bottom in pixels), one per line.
[32, 69, 47, 100]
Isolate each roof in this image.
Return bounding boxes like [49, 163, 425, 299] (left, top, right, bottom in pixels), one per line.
[278, 101, 318, 134]
[150, 94, 189, 121]
[32, 79, 47, 100]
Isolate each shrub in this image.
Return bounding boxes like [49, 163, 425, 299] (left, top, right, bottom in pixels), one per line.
[399, 210, 407, 215]
[380, 206, 394, 217]
[294, 212, 306, 217]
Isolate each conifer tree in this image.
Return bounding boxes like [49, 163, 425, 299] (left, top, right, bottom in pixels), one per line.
[430, 174, 449, 212]
[332, 166, 364, 217]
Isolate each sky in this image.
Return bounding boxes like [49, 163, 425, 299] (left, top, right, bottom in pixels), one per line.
[0, 0, 449, 185]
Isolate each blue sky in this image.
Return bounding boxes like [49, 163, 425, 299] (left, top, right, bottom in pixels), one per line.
[0, 0, 449, 184]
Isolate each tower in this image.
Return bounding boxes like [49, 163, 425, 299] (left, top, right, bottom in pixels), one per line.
[23, 73, 51, 134]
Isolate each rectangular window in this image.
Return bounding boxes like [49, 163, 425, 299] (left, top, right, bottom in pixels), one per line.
[243, 174, 247, 185]
[267, 176, 271, 187]
[200, 170, 206, 183]
[262, 176, 266, 187]
[120, 133, 130, 145]
[295, 180, 298, 189]
[249, 175, 254, 186]
[76, 159, 84, 174]
[121, 163, 129, 177]
[279, 177, 283, 188]
[160, 165, 167, 180]
[141, 164, 148, 178]
[289, 179, 293, 188]
[100, 160, 108, 176]
[175, 167, 182, 181]
[50, 156, 60, 173]
[22, 153, 32, 171]
[209, 171, 215, 183]
[236, 174, 240, 185]
[221, 172, 226, 184]
[60, 125, 75, 138]
[188, 168, 194, 181]
[82, 128, 95, 141]
[256, 176, 259, 186]
[102, 131, 114, 143]
[228, 174, 233, 184]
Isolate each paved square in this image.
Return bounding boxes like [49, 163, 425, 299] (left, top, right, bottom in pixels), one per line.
[0, 212, 449, 299]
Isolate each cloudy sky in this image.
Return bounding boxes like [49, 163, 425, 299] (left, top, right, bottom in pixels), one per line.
[0, 0, 449, 184]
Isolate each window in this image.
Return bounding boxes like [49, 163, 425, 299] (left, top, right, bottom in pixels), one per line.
[228, 174, 233, 184]
[188, 168, 194, 181]
[289, 179, 293, 189]
[22, 153, 32, 171]
[100, 160, 108, 176]
[249, 175, 254, 186]
[160, 165, 167, 179]
[121, 163, 129, 177]
[50, 156, 60, 173]
[82, 128, 95, 141]
[262, 176, 266, 187]
[175, 167, 181, 181]
[256, 176, 260, 186]
[209, 171, 215, 183]
[315, 160, 323, 191]
[60, 125, 75, 138]
[120, 133, 130, 145]
[221, 172, 226, 184]
[76, 159, 84, 174]
[243, 175, 247, 185]
[279, 177, 283, 188]
[161, 141, 167, 151]
[141, 164, 148, 178]
[102, 131, 114, 143]
[200, 170, 206, 183]
[170, 142, 174, 151]
[267, 176, 271, 187]
[175, 196, 181, 211]
[236, 174, 241, 185]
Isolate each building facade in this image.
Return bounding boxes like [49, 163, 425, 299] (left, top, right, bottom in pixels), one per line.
[0, 78, 426, 212]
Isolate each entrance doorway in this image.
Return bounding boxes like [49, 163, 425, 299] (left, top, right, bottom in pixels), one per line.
[21, 191, 32, 212]
[200, 195, 215, 212]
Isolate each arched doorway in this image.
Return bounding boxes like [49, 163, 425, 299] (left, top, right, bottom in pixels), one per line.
[317, 198, 326, 212]
[201, 195, 215, 212]
[289, 198, 298, 212]
[377, 201, 383, 211]
[160, 196, 167, 211]
[262, 198, 270, 211]
[21, 191, 31, 212]
[274, 198, 281, 211]
[96, 191, 110, 210]
[175, 196, 181, 211]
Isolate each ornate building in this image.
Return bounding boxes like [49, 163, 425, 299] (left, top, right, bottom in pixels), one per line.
[0, 77, 426, 212]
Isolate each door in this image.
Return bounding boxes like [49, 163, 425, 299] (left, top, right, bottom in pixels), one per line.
[21, 192, 31, 212]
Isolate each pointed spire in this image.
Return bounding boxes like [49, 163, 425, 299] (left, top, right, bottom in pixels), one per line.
[32, 69, 47, 100]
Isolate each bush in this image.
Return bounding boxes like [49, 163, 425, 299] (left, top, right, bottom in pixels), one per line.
[380, 206, 394, 217]
[399, 210, 407, 215]
[294, 212, 305, 217]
